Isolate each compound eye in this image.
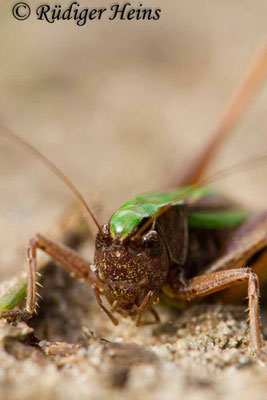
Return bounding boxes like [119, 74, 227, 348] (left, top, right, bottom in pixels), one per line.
[142, 230, 162, 257]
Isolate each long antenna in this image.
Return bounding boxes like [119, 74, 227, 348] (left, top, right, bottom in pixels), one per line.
[134, 41, 267, 240]
[134, 152, 267, 240]
[0, 125, 104, 236]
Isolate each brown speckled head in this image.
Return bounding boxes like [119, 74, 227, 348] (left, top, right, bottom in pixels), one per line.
[94, 224, 169, 316]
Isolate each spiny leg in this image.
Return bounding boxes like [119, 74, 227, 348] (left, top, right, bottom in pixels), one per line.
[170, 268, 264, 357]
[1, 233, 96, 320]
[26, 238, 37, 313]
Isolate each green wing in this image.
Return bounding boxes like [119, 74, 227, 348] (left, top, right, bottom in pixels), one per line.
[110, 186, 213, 238]
[187, 210, 249, 229]
[110, 186, 249, 238]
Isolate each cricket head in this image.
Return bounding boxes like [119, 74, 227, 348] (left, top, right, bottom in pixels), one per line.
[93, 223, 169, 321]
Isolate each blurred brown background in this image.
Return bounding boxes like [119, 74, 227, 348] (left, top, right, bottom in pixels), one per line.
[0, 0, 266, 281]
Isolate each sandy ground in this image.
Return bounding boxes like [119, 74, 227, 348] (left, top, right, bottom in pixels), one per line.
[0, 1, 267, 399]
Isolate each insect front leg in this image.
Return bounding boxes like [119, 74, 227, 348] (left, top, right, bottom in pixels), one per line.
[168, 268, 265, 359]
[1, 233, 96, 320]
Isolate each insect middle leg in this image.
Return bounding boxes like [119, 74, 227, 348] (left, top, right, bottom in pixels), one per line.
[170, 268, 264, 358]
[1, 233, 95, 319]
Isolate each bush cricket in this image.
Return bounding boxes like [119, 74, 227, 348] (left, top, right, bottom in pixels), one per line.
[0, 42, 267, 359]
